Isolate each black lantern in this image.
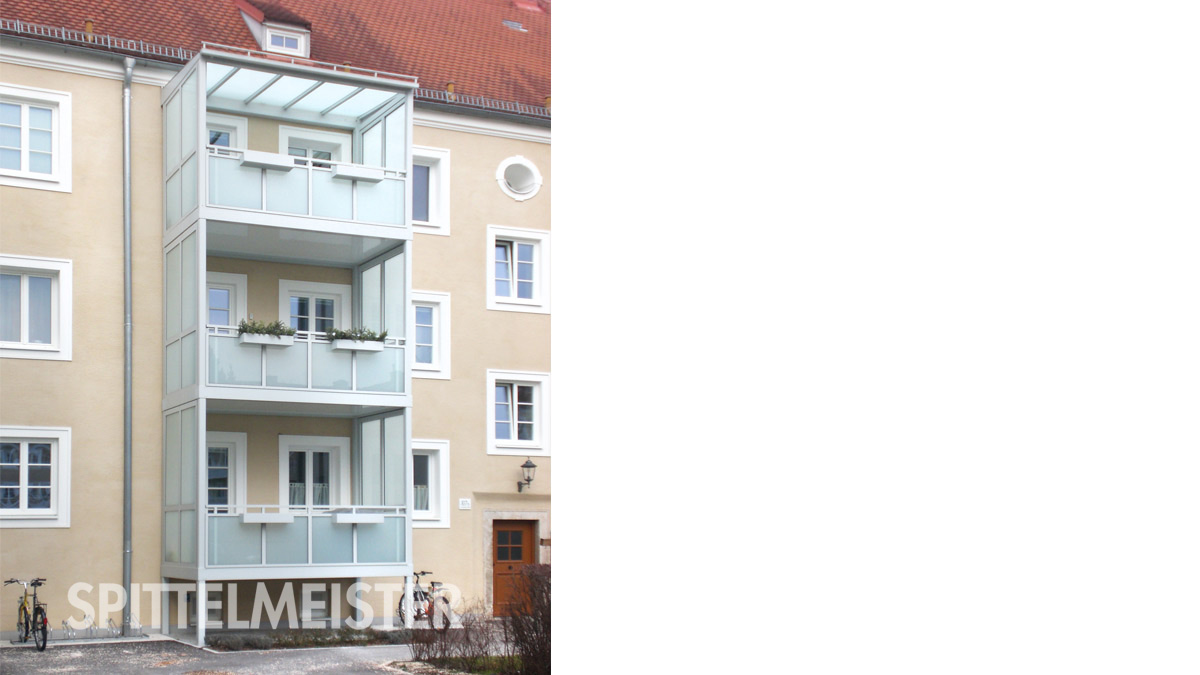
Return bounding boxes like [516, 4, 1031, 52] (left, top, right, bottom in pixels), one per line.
[517, 458, 537, 492]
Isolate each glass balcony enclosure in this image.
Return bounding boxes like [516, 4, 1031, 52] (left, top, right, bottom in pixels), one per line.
[208, 328, 405, 394]
[162, 46, 416, 234]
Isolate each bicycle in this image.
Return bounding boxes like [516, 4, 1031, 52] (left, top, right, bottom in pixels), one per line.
[5, 577, 49, 651]
[398, 570, 451, 631]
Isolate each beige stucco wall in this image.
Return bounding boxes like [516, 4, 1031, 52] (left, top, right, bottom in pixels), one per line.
[405, 122, 552, 609]
[0, 61, 164, 626]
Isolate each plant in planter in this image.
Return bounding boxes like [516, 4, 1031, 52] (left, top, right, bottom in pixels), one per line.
[326, 327, 388, 351]
[238, 318, 297, 346]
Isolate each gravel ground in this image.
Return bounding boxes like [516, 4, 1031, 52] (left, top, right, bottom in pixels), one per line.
[0, 638, 433, 674]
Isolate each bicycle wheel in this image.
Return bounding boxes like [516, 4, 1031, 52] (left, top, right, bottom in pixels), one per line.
[432, 597, 451, 632]
[17, 604, 29, 642]
[32, 607, 47, 651]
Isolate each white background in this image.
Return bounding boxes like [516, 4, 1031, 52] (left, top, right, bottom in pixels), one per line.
[554, 2, 1200, 672]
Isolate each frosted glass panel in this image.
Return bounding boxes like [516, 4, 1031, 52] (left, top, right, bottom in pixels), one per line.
[265, 517, 309, 564]
[209, 156, 262, 209]
[312, 342, 351, 390]
[181, 155, 197, 215]
[362, 122, 382, 167]
[383, 414, 405, 506]
[209, 517, 262, 565]
[165, 93, 180, 170]
[265, 341, 308, 388]
[164, 511, 180, 563]
[312, 516, 353, 564]
[361, 264, 380, 333]
[209, 336, 262, 386]
[357, 347, 403, 393]
[181, 332, 196, 387]
[181, 73, 197, 157]
[360, 419, 380, 505]
[357, 516, 404, 563]
[180, 509, 196, 564]
[266, 164, 308, 214]
[181, 407, 196, 505]
[312, 171, 352, 220]
[384, 254, 405, 337]
[165, 341, 181, 392]
[166, 172, 181, 226]
[164, 411, 181, 506]
[165, 244, 180, 336]
[181, 233, 197, 331]
[356, 178, 402, 224]
[384, 106, 405, 169]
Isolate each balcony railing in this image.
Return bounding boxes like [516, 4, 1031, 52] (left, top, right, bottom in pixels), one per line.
[207, 147, 406, 226]
[207, 504, 406, 567]
[207, 327, 405, 394]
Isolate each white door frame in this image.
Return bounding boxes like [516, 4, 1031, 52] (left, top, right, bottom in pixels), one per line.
[278, 435, 351, 508]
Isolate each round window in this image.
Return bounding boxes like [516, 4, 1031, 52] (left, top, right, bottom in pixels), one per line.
[496, 156, 542, 201]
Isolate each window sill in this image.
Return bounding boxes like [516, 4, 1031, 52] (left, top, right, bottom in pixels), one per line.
[1, 514, 69, 528]
[0, 345, 70, 361]
[488, 297, 550, 315]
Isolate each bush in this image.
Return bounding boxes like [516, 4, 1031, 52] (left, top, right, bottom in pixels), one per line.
[237, 318, 296, 336]
[509, 565, 550, 675]
[243, 633, 274, 649]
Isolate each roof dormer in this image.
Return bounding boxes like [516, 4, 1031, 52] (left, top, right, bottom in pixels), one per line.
[235, 0, 312, 58]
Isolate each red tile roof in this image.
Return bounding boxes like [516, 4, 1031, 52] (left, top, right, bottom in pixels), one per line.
[1, 0, 550, 115]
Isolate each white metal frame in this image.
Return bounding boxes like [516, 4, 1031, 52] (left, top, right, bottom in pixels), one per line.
[206, 271, 248, 326]
[205, 431, 248, 512]
[205, 112, 248, 149]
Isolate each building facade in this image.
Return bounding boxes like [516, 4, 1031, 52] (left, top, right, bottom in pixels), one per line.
[0, 0, 549, 644]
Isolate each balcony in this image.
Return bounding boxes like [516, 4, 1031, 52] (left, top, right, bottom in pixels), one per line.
[207, 504, 406, 569]
[207, 327, 405, 395]
[208, 148, 405, 227]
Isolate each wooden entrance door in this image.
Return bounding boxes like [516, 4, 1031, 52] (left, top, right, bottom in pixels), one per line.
[493, 520, 536, 616]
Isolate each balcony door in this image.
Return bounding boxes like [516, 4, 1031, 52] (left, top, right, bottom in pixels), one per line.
[279, 435, 350, 510]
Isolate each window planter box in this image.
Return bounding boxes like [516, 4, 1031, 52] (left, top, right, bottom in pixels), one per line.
[331, 164, 385, 183]
[239, 333, 295, 347]
[331, 339, 384, 352]
[239, 150, 295, 171]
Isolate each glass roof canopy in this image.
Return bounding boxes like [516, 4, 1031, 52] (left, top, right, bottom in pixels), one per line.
[203, 55, 410, 129]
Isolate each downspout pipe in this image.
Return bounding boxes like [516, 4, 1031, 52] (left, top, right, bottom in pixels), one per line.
[121, 56, 134, 637]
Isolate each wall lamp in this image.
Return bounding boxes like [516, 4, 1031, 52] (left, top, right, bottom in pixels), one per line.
[517, 458, 537, 492]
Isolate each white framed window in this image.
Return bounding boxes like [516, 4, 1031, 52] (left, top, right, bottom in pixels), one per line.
[0, 254, 72, 361]
[279, 435, 351, 508]
[487, 370, 550, 456]
[278, 126, 351, 167]
[412, 146, 451, 235]
[412, 439, 450, 528]
[206, 113, 247, 149]
[487, 226, 550, 314]
[0, 427, 70, 528]
[278, 280, 351, 334]
[206, 431, 247, 512]
[411, 290, 451, 379]
[206, 272, 247, 328]
[495, 155, 542, 202]
[262, 24, 310, 57]
[0, 83, 71, 192]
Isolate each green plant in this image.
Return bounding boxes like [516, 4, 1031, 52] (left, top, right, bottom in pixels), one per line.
[325, 327, 387, 342]
[238, 318, 297, 336]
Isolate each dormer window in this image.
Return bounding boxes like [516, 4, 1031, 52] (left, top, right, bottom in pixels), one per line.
[262, 24, 309, 57]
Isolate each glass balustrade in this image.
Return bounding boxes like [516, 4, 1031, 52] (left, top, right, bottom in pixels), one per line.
[208, 149, 406, 226]
[206, 506, 406, 567]
[207, 329, 405, 394]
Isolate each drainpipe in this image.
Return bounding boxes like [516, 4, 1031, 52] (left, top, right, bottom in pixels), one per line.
[121, 56, 135, 637]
